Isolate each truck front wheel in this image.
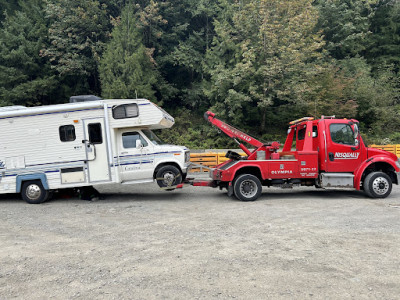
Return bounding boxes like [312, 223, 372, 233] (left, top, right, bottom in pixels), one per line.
[233, 174, 262, 201]
[363, 172, 392, 198]
[156, 165, 182, 190]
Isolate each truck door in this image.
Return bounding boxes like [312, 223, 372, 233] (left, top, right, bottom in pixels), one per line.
[117, 129, 154, 182]
[325, 121, 364, 172]
[83, 118, 110, 182]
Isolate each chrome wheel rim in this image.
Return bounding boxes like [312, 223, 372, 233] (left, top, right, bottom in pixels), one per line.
[240, 180, 257, 198]
[26, 184, 41, 201]
[372, 177, 389, 195]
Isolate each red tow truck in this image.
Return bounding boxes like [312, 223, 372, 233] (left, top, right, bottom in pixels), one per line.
[185, 112, 400, 201]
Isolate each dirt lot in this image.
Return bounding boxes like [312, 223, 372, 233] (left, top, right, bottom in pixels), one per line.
[0, 181, 400, 299]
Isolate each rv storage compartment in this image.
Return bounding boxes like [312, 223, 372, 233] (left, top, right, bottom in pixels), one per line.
[61, 167, 85, 183]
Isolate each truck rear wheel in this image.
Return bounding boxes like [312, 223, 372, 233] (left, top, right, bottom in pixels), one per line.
[21, 180, 49, 204]
[233, 174, 262, 201]
[363, 172, 392, 198]
[156, 165, 182, 190]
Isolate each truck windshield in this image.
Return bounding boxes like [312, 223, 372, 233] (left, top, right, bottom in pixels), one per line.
[142, 129, 166, 145]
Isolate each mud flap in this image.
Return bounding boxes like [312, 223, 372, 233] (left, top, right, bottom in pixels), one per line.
[227, 184, 234, 197]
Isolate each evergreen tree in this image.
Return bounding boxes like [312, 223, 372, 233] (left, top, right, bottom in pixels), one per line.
[42, 0, 110, 96]
[205, 0, 324, 132]
[315, 0, 373, 59]
[99, 4, 158, 99]
[367, 0, 400, 71]
[164, 0, 219, 109]
[347, 60, 400, 140]
[0, 0, 19, 22]
[0, 0, 58, 106]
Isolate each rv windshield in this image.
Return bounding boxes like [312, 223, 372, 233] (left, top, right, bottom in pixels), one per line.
[142, 129, 166, 145]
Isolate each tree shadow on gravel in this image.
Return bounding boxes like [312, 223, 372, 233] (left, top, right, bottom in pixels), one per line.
[0, 193, 20, 203]
[259, 189, 367, 202]
[0, 191, 184, 204]
[219, 189, 368, 203]
[92, 192, 184, 203]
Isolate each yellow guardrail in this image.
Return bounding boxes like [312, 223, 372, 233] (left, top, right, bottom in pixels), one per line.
[369, 145, 400, 157]
[190, 153, 218, 173]
[190, 145, 400, 173]
[189, 151, 245, 172]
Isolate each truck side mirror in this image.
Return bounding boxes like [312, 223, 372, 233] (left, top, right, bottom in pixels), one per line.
[353, 123, 360, 148]
[136, 139, 143, 149]
[354, 124, 359, 139]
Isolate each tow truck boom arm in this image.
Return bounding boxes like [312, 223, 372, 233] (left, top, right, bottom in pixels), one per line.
[204, 111, 264, 155]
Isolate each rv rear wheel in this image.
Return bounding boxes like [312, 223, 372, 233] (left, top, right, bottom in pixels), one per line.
[156, 165, 182, 190]
[363, 172, 392, 198]
[233, 174, 262, 201]
[21, 180, 49, 204]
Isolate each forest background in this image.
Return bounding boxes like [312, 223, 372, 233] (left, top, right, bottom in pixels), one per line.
[0, 0, 399, 148]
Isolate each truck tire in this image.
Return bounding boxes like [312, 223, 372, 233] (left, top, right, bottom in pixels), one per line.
[21, 180, 49, 204]
[363, 172, 392, 198]
[233, 174, 262, 201]
[156, 165, 182, 190]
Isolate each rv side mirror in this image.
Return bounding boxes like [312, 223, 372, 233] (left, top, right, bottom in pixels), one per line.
[136, 139, 143, 149]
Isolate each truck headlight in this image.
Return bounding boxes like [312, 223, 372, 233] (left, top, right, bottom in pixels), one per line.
[185, 151, 190, 163]
[396, 158, 400, 169]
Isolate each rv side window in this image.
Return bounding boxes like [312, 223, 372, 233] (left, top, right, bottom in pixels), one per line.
[122, 132, 148, 148]
[112, 104, 139, 119]
[88, 123, 103, 144]
[59, 125, 76, 142]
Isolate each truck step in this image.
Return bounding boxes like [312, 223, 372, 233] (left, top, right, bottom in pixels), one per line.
[320, 173, 354, 189]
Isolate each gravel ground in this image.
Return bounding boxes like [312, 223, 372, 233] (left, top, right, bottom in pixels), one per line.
[0, 181, 400, 299]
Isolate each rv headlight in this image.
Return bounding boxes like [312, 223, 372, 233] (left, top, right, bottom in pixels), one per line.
[185, 151, 191, 163]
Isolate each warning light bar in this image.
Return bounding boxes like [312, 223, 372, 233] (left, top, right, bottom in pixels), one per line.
[289, 117, 314, 125]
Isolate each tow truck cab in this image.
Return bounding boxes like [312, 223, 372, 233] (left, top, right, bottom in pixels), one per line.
[209, 114, 400, 201]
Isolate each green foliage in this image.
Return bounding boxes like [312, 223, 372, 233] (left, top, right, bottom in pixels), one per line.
[302, 61, 358, 118]
[0, 0, 399, 147]
[205, 0, 324, 133]
[315, 0, 374, 59]
[0, 0, 58, 106]
[99, 4, 158, 99]
[42, 0, 110, 95]
[367, 0, 400, 71]
[157, 108, 239, 149]
[0, 0, 19, 21]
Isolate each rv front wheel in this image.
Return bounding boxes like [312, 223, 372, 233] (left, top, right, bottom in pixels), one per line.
[21, 181, 49, 204]
[156, 165, 182, 190]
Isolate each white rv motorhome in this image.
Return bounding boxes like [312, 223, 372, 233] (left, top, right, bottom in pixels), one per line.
[0, 97, 190, 203]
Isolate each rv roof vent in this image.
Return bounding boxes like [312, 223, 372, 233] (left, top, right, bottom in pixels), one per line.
[0, 105, 27, 112]
[69, 95, 102, 103]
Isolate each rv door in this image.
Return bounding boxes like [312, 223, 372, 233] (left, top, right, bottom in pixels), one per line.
[83, 118, 110, 182]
